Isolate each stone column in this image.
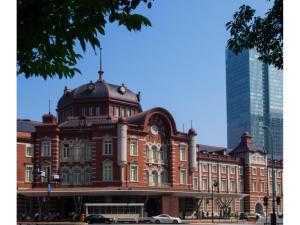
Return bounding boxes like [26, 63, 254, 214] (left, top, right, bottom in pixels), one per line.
[117, 118, 128, 183]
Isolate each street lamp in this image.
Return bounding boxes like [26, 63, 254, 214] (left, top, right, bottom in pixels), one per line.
[263, 125, 276, 225]
[212, 180, 218, 223]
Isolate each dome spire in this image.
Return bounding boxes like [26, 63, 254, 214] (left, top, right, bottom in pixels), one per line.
[48, 99, 51, 114]
[98, 44, 104, 81]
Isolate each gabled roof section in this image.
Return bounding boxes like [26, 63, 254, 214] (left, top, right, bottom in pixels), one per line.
[229, 131, 266, 156]
[127, 107, 178, 135]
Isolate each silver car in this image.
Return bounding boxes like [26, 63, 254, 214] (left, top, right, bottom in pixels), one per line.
[151, 214, 182, 224]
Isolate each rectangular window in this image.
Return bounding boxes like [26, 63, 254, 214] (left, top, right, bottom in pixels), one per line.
[221, 166, 226, 174]
[63, 143, 70, 158]
[260, 182, 265, 192]
[260, 168, 264, 176]
[126, 109, 130, 117]
[85, 143, 92, 161]
[25, 165, 33, 182]
[74, 144, 81, 161]
[239, 167, 243, 175]
[120, 107, 125, 117]
[239, 181, 244, 192]
[96, 107, 100, 116]
[103, 139, 112, 155]
[221, 179, 227, 191]
[179, 145, 186, 161]
[193, 177, 198, 190]
[41, 141, 51, 157]
[81, 107, 86, 116]
[89, 107, 93, 116]
[73, 172, 81, 185]
[130, 165, 138, 182]
[103, 163, 113, 181]
[202, 178, 208, 190]
[277, 183, 281, 194]
[26, 145, 33, 157]
[252, 181, 257, 192]
[115, 106, 119, 117]
[230, 167, 235, 174]
[202, 164, 208, 172]
[252, 167, 257, 175]
[230, 180, 235, 192]
[212, 165, 217, 173]
[130, 139, 138, 156]
[180, 169, 186, 184]
[41, 166, 49, 183]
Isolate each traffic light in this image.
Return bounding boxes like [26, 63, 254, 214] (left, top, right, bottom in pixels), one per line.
[276, 196, 281, 205]
[263, 196, 269, 206]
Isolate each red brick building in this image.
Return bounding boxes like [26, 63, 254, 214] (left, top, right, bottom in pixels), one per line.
[17, 77, 283, 221]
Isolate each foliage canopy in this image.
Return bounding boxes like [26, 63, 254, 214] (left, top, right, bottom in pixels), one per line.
[17, 0, 154, 79]
[226, 0, 283, 70]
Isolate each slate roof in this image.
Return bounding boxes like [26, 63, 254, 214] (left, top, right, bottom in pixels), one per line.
[17, 119, 42, 132]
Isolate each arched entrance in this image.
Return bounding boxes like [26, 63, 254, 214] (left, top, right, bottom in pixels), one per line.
[255, 202, 264, 215]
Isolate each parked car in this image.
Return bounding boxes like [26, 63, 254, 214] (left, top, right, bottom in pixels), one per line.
[151, 214, 182, 224]
[84, 214, 113, 224]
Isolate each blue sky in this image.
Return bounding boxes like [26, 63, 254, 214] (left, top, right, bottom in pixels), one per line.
[17, 0, 272, 147]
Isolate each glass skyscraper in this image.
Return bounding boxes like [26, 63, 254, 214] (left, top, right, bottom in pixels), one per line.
[226, 49, 283, 159]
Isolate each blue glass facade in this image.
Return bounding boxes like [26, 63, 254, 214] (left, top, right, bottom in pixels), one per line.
[226, 49, 283, 159]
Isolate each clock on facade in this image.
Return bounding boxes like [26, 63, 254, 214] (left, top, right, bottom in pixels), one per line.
[150, 125, 159, 135]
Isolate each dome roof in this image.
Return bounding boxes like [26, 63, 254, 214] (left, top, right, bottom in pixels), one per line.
[57, 80, 140, 109]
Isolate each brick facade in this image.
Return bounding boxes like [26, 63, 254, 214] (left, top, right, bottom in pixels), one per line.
[17, 79, 283, 221]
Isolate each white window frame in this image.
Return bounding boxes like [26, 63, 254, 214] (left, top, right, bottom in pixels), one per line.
[73, 170, 82, 185]
[230, 180, 235, 192]
[179, 144, 187, 161]
[89, 107, 93, 116]
[221, 179, 227, 191]
[260, 168, 265, 176]
[239, 180, 244, 192]
[25, 165, 33, 183]
[103, 138, 113, 155]
[260, 181, 265, 192]
[239, 167, 243, 175]
[179, 169, 187, 185]
[85, 143, 92, 161]
[252, 167, 257, 175]
[202, 177, 208, 190]
[202, 164, 208, 172]
[130, 139, 138, 156]
[81, 107, 86, 116]
[96, 107, 100, 116]
[230, 167, 235, 174]
[221, 166, 226, 174]
[26, 144, 33, 157]
[252, 181, 257, 192]
[212, 165, 217, 173]
[193, 177, 199, 190]
[41, 141, 51, 157]
[130, 164, 138, 182]
[73, 143, 81, 161]
[103, 161, 113, 181]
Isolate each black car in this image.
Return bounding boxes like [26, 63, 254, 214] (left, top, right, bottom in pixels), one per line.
[84, 214, 113, 224]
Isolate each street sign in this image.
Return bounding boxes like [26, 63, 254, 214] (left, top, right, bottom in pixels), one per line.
[48, 183, 51, 192]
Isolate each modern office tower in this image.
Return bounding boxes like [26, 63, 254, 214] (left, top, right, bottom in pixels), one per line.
[226, 49, 283, 159]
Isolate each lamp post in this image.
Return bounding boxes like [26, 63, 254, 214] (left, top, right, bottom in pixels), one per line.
[212, 180, 218, 223]
[263, 125, 276, 225]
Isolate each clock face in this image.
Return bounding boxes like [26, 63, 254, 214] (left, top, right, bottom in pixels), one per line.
[150, 125, 159, 135]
